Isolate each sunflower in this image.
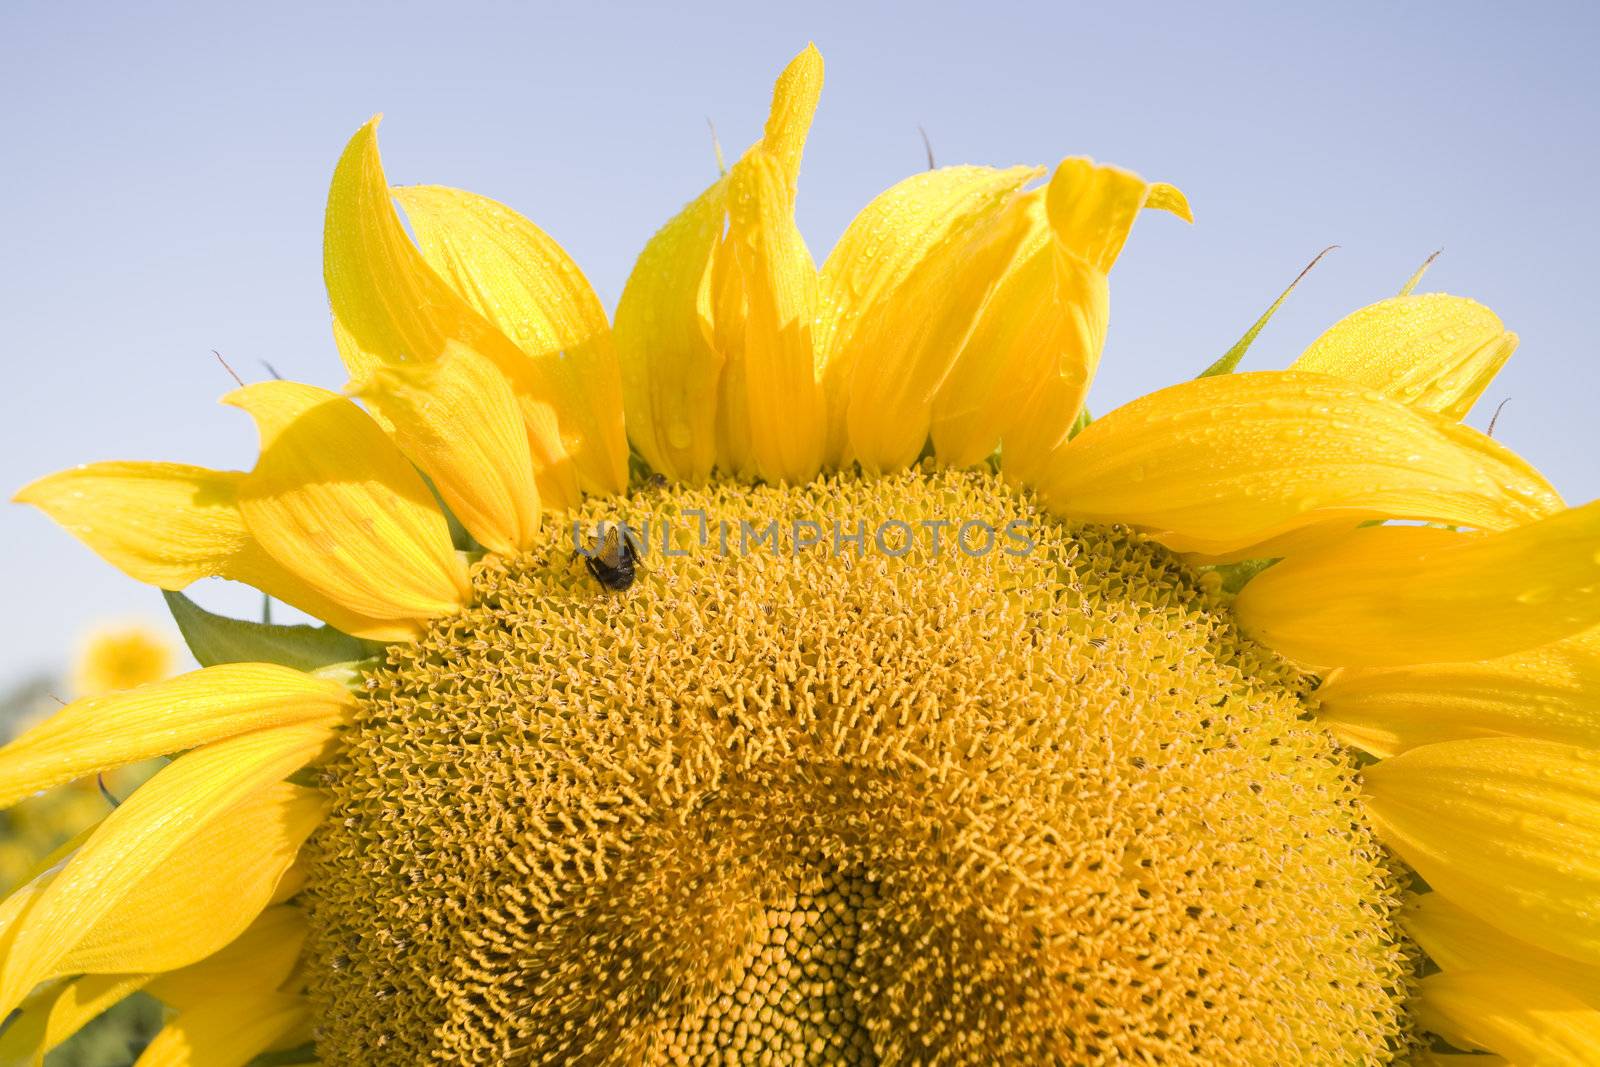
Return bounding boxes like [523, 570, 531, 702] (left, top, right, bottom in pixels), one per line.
[72, 624, 176, 701]
[2, 622, 176, 894]
[4, 43, 1599, 1066]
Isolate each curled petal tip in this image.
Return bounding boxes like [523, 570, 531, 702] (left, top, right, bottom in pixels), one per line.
[1146, 181, 1193, 223]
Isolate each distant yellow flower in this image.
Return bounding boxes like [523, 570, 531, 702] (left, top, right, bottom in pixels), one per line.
[73, 622, 176, 699]
[2, 623, 175, 893]
[4, 44, 1599, 1065]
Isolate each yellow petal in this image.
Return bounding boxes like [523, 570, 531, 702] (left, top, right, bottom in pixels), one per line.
[343, 329, 546, 548]
[1236, 501, 1600, 668]
[0, 973, 151, 1066]
[14, 461, 419, 640]
[0, 723, 333, 1016]
[1139, 181, 1194, 227]
[324, 118, 579, 509]
[146, 906, 306, 1011]
[1410, 1054, 1509, 1067]
[1363, 737, 1600, 966]
[703, 45, 825, 479]
[614, 178, 727, 481]
[1415, 969, 1600, 1065]
[0, 876, 54, 985]
[759, 43, 823, 195]
[8, 781, 323, 987]
[998, 369, 1103, 487]
[820, 165, 1041, 471]
[717, 149, 823, 483]
[270, 857, 309, 906]
[1037, 371, 1562, 557]
[14, 463, 250, 590]
[713, 47, 825, 476]
[0, 663, 352, 808]
[1318, 627, 1600, 757]
[1292, 293, 1517, 419]
[1045, 158, 1191, 273]
[394, 184, 629, 497]
[1405, 893, 1600, 1005]
[1177, 515, 1364, 567]
[938, 160, 1189, 473]
[615, 46, 823, 482]
[927, 192, 1057, 468]
[349, 340, 540, 554]
[227, 381, 470, 625]
[56, 784, 324, 979]
[133, 992, 311, 1067]
[323, 117, 468, 379]
[710, 225, 754, 477]
[228, 541, 422, 643]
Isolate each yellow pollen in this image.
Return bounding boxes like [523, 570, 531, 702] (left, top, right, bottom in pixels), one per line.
[303, 467, 1413, 1065]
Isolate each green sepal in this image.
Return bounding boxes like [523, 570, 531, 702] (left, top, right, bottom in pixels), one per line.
[250, 1041, 320, 1066]
[164, 590, 383, 672]
[626, 447, 659, 489]
[1068, 405, 1093, 440]
[1397, 249, 1441, 296]
[416, 469, 476, 552]
[1198, 246, 1336, 378]
[1200, 556, 1278, 596]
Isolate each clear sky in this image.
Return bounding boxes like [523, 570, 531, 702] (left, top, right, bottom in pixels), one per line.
[2, 1, 1596, 683]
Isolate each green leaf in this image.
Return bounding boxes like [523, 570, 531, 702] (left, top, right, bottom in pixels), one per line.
[164, 590, 380, 672]
[1198, 246, 1336, 378]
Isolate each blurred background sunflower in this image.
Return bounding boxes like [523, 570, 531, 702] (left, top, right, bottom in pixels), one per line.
[2, 623, 176, 894]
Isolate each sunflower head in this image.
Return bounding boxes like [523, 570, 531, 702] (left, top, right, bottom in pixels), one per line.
[304, 467, 1411, 1063]
[4, 43, 1600, 1067]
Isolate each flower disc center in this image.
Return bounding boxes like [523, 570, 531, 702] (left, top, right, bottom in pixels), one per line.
[303, 468, 1411, 1065]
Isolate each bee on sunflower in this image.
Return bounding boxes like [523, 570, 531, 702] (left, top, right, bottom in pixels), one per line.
[2, 44, 1597, 1066]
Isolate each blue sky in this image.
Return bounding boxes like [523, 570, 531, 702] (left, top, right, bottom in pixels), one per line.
[2, 1, 1596, 682]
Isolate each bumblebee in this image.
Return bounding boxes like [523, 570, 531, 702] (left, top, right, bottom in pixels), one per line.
[581, 520, 645, 592]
